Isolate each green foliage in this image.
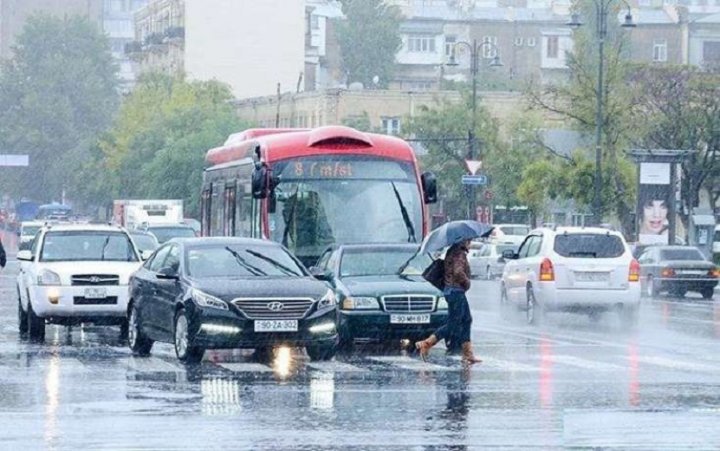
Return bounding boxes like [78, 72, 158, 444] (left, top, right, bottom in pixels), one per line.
[79, 74, 245, 217]
[0, 14, 119, 202]
[341, 112, 373, 132]
[336, 0, 402, 88]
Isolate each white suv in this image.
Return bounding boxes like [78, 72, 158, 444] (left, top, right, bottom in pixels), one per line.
[500, 227, 641, 327]
[16, 224, 143, 340]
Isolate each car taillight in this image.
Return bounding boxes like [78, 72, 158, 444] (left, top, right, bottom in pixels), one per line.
[660, 267, 675, 278]
[629, 259, 640, 282]
[539, 258, 554, 281]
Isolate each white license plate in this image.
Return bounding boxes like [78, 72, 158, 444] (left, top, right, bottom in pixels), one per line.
[575, 272, 610, 282]
[678, 270, 706, 275]
[254, 320, 298, 332]
[390, 314, 431, 324]
[84, 287, 107, 299]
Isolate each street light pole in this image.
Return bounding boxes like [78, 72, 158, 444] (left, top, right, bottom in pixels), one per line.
[447, 39, 502, 220]
[568, 1, 635, 225]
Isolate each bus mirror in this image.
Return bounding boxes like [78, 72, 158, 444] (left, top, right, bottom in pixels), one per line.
[421, 172, 438, 204]
[252, 164, 269, 199]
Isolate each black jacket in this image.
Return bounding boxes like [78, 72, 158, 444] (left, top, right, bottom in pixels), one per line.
[0, 238, 5, 268]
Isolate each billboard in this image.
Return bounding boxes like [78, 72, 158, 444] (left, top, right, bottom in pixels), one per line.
[638, 163, 671, 245]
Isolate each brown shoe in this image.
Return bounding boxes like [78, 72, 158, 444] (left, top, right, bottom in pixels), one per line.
[415, 335, 438, 362]
[461, 342, 482, 365]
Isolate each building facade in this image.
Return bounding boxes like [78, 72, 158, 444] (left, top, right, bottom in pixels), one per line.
[102, 0, 148, 91]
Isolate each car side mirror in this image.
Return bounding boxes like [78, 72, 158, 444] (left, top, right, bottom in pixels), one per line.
[421, 171, 438, 204]
[141, 250, 154, 261]
[309, 266, 331, 282]
[17, 250, 33, 261]
[501, 249, 517, 260]
[156, 267, 179, 280]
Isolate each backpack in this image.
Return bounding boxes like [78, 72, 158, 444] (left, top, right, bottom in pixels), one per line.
[422, 258, 445, 291]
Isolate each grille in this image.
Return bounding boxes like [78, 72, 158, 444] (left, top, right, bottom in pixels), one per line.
[71, 274, 119, 286]
[382, 295, 436, 313]
[73, 296, 118, 305]
[232, 298, 314, 320]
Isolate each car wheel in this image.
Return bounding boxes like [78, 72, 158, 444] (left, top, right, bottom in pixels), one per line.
[27, 301, 45, 342]
[701, 287, 715, 300]
[18, 288, 28, 335]
[620, 305, 639, 330]
[306, 343, 336, 361]
[526, 287, 542, 326]
[128, 303, 153, 356]
[174, 309, 204, 364]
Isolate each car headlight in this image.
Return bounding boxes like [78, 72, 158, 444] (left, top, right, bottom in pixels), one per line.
[37, 269, 61, 286]
[437, 296, 448, 310]
[318, 289, 336, 309]
[342, 296, 379, 310]
[192, 289, 228, 310]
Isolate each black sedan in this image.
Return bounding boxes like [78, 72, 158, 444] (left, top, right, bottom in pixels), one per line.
[311, 244, 447, 349]
[127, 238, 338, 363]
[637, 245, 719, 299]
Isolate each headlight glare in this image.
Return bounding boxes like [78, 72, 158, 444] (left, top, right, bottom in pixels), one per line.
[437, 296, 448, 310]
[38, 269, 61, 286]
[192, 289, 228, 310]
[318, 289, 336, 308]
[342, 296, 379, 310]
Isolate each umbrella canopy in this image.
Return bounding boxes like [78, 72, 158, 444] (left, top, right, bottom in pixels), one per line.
[420, 220, 494, 254]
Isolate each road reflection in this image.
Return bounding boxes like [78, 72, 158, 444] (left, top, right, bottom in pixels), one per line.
[44, 351, 60, 450]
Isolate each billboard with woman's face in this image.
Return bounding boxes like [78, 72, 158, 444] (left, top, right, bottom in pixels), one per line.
[638, 163, 671, 245]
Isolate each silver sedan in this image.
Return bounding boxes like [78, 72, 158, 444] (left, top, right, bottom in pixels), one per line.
[469, 243, 518, 280]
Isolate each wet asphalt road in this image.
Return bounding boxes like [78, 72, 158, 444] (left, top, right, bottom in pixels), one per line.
[1, 259, 719, 450]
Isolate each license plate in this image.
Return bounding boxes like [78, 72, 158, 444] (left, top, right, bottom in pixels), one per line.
[575, 272, 610, 282]
[84, 287, 107, 299]
[390, 314, 431, 324]
[678, 270, 705, 275]
[254, 320, 298, 332]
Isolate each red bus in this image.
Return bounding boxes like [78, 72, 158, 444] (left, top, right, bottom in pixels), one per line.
[201, 126, 437, 266]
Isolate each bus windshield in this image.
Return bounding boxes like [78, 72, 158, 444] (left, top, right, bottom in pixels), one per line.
[268, 156, 422, 265]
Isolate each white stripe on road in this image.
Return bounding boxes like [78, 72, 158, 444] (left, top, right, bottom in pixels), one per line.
[636, 356, 720, 373]
[126, 357, 185, 373]
[306, 361, 368, 373]
[217, 362, 273, 373]
[368, 356, 455, 372]
[478, 356, 540, 372]
[550, 355, 624, 371]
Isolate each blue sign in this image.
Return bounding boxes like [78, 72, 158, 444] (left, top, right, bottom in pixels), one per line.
[461, 174, 488, 185]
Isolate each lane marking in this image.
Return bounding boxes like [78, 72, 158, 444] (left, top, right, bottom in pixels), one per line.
[217, 362, 273, 373]
[306, 361, 367, 373]
[550, 355, 624, 371]
[636, 356, 720, 373]
[368, 356, 455, 372]
[475, 356, 539, 372]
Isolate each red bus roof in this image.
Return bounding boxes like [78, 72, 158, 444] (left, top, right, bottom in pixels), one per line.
[205, 126, 417, 166]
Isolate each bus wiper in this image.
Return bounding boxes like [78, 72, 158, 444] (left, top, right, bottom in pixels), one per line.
[391, 182, 417, 243]
[224, 247, 267, 276]
[245, 249, 301, 277]
[282, 184, 301, 247]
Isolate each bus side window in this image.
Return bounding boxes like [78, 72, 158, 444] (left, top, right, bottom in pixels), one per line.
[201, 188, 211, 237]
[235, 182, 252, 237]
[251, 197, 261, 238]
[211, 182, 224, 236]
[224, 184, 236, 236]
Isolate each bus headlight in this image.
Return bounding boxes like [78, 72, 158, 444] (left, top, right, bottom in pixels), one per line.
[342, 297, 379, 310]
[437, 296, 448, 310]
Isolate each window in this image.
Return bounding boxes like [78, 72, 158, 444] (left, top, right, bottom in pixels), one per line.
[147, 246, 170, 272]
[703, 41, 720, 65]
[554, 234, 625, 259]
[526, 236, 543, 257]
[527, 37, 537, 47]
[407, 35, 436, 53]
[546, 35, 559, 59]
[514, 37, 523, 47]
[653, 39, 668, 62]
[163, 245, 181, 272]
[482, 36, 498, 58]
[445, 35, 456, 57]
[310, 14, 320, 30]
[382, 117, 401, 135]
[660, 248, 705, 261]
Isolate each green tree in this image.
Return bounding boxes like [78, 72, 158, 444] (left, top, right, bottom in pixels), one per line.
[527, 0, 637, 233]
[79, 74, 245, 217]
[336, 0, 402, 88]
[0, 14, 119, 202]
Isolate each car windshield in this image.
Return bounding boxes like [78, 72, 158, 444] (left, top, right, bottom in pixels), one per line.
[40, 231, 138, 262]
[186, 244, 307, 278]
[554, 234, 625, 258]
[149, 226, 195, 243]
[268, 156, 422, 266]
[130, 234, 159, 252]
[661, 248, 705, 261]
[340, 248, 431, 277]
[22, 226, 41, 236]
[499, 226, 529, 236]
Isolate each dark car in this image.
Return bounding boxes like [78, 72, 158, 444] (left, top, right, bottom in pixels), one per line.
[127, 237, 338, 363]
[311, 244, 447, 349]
[638, 245, 719, 299]
[128, 230, 160, 254]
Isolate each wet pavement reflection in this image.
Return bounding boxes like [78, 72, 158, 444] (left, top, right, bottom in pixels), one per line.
[0, 260, 719, 448]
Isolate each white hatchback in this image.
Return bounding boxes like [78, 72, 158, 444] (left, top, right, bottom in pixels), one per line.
[16, 224, 143, 340]
[500, 227, 641, 327]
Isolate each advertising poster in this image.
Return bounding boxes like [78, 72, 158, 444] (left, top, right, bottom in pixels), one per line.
[638, 163, 671, 245]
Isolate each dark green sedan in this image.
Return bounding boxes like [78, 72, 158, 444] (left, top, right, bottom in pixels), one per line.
[311, 244, 448, 349]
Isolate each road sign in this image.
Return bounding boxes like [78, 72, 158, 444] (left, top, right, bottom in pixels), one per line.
[461, 174, 487, 185]
[465, 160, 483, 175]
[0, 155, 29, 167]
